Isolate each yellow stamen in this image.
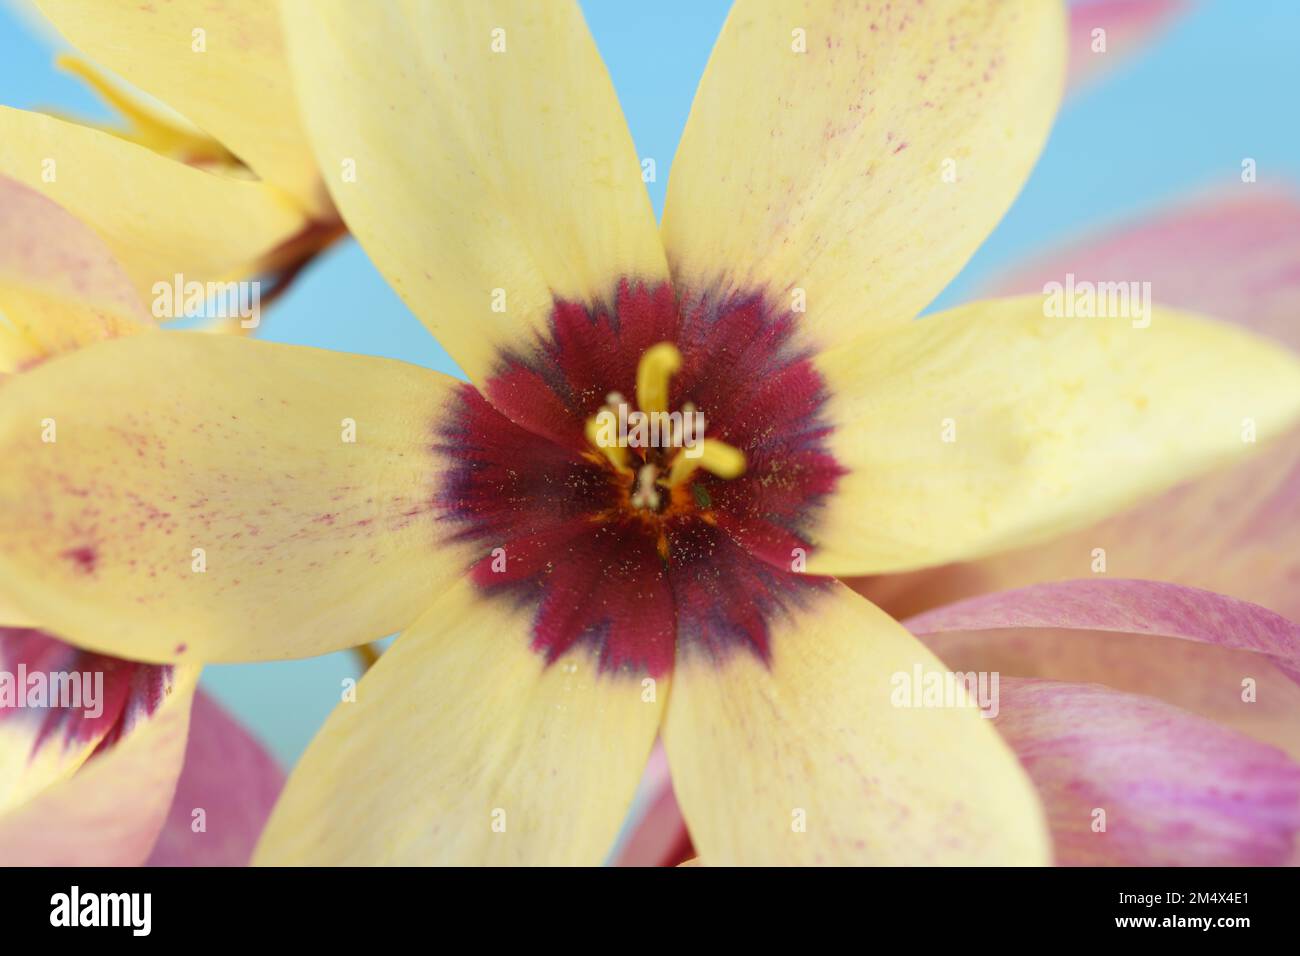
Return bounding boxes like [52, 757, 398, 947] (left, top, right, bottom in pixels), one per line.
[668, 439, 746, 486]
[585, 414, 631, 473]
[636, 342, 682, 416]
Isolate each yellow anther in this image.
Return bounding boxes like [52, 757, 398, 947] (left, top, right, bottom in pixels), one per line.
[585, 413, 631, 473]
[668, 439, 746, 486]
[635, 342, 682, 416]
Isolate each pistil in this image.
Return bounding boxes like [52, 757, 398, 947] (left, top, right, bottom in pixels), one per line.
[586, 341, 747, 513]
[630, 464, 662, 511]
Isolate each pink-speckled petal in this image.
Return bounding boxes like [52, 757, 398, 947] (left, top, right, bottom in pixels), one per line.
[0, 175, 150, 370]
[0, 663, 199, 865]
[996, 678, 1300, 866]
[906, 579, 1300, 683]
[0, 332, 473, 664]
[145, 690, 283, 866]
[661, 582, 1049, 865]
[1067, 0, 1189, 94]
[906, 581, 1300, 763]
[927, 627, 1300, 765]
[847, 190, 1300, 622]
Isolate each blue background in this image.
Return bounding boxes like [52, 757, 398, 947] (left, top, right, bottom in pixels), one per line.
[1, 0, 1297, 764]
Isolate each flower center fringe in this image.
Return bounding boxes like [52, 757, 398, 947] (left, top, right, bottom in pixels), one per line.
[436, 279, 845, 674]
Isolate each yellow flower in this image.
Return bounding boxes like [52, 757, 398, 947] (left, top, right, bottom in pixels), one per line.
[1, 0, 345, 310]
[1, 0, 1298, 865]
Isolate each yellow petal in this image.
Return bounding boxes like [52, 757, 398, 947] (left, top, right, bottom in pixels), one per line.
[662, 581, 1049, 864]
[254, 577, 664, 865]
[845, 190, 1300, 624]
[0, 598, 36, 628]
[662, 0, 1065, 344]
[808, 295, 1300, 575]
[0, 333, 475, 663]
[279, 0, 667, 383]
[52, 55, 238, 169]
[0, 175, 149, 365]
[0, 107, 305, 303]
[35, 0, 325, 213]
[849, 426, 1300, 625]
[0, 325, 43, 376]
[0, 662, 199, 865]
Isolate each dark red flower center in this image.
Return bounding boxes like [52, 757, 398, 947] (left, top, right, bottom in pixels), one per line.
[436, 279, 844, 676]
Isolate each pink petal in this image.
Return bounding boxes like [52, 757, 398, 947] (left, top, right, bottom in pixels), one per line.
[0, 177, 144, 315]
[995, 678, 1300, 866]
[145, 690, 284, 867]
[613, 741, 690, 867]
[1067, 0, 1190, 94]
[0, 175, 150, 367]
[906, 580, 1300, 763]
[906, 579, 1300, 683]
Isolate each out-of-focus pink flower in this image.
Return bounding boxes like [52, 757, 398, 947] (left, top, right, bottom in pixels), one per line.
[1066, 0, 1190, 93]
[146, 691, 284, 867]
